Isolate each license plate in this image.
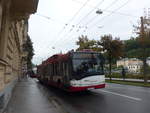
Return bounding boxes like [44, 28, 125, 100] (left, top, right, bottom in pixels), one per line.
[87, 87, 94, 90]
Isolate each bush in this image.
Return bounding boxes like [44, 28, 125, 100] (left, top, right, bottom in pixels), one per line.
[105, 73, 122, 78]
[105, 72, 150, 80]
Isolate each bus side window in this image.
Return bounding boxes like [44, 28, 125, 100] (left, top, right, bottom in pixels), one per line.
[56, 63, 58, 75]
[56, 63, 58, 76]
[54, 63, 56, 76]
[43, 66, 46, 76]
[67, 62, 69, 76]
[50, 64, 52, 76]
[58, 62, 61, 76]
[52, 64, 54, 75]
[63, 62, 65, 76]
[45, 65, 47, 76]
[55, 63, 57, 76]
[59, 62, 62, 76]
[65, 62, 68, 76]
[48, 64, 51, 77]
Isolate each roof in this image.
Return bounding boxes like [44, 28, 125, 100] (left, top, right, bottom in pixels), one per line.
[40, 53, 70, 66]
[38, 50, 102, 66]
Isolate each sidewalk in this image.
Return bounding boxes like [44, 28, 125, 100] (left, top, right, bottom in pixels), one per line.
[4, 78, 62, 113]
[106, 78, 150, 83]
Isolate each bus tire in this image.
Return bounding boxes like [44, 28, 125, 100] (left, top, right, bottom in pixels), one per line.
[57, 80, 62, 88]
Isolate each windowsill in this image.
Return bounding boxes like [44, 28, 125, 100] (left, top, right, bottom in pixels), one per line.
[0, 59, 8, 66]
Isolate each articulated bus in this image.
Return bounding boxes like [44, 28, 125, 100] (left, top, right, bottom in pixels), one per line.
[37, 50, 105, 92]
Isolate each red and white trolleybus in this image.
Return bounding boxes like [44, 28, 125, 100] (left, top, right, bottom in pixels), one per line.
[37, 50, 105, 92]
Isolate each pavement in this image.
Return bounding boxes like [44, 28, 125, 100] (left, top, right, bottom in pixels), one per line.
[4, 77, 64, 113]
[106, 77, 150, 82]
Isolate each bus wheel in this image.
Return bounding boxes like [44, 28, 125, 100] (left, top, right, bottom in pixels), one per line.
[57, 80, 62, 88]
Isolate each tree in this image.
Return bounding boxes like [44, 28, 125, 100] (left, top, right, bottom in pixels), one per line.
[76, 35, 102, 51]
[135, 17, 150, 83]
[23, 35, 34, 71]
[99, 34, 124, 81]
[123, 36, 150, 58]
[124, 37, 139, 51]
[124, 37, 140, 57]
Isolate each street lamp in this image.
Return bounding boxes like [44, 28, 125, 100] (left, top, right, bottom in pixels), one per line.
[96, 9, 103, 29]
[52, 47, 55, 49]
[96, 9, 103, 15]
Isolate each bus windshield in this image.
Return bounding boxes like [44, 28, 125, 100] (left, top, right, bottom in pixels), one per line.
[72, 52, 104, 79]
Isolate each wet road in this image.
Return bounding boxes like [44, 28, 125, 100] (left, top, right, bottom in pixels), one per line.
[36, 79, 150, 113]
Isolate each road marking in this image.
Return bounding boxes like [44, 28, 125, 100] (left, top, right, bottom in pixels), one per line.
[106, 83, 150, 93]
[98, 89, 142, 101]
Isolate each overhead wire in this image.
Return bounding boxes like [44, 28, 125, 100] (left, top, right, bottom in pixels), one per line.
[36, 0, 137, 52]
[77, 0, 104, 25]
[84, 0, 120, 26]
[67, 0, 91, 23]
[33, 0, 91, 56]
[56, 0, 105, 46]
[35, 7, 138, 27]
[72, 0, 138, 19]
[59, 0, 121, 47]
[103, 9, 138, 18]
[36, 13, 52, 20]
[89, 0, 131, 29]
[35, 13, 68, 25]
[51, 0, 91, 48]
[62, 0, 134, 50]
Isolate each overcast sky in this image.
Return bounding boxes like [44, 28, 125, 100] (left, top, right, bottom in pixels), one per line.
[28, 0, 150, 65]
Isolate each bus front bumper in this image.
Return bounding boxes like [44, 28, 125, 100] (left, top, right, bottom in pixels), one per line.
[69, 84, 105, 92]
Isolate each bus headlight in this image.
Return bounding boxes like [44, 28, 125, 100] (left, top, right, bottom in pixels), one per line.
[70, 80, 78, 86]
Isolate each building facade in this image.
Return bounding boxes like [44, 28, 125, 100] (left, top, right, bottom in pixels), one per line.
[0, 0, 38, 112]
[127, 62, 143, 73]
[117, 58, 143, 73]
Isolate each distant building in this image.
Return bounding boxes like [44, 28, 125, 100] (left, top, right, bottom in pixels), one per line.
[146, 57, 150, 66]
[117, 58, 143, 73]
[127, 62, 143, 73]
[117, 58, 143, 67]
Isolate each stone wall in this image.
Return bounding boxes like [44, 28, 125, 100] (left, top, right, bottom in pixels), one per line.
[0, 0, 38, 112]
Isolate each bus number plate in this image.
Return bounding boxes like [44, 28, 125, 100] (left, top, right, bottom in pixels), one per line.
[87, 88, 94, 90]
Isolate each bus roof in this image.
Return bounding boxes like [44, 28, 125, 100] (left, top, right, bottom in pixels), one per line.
[38, 50, 102, 66]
